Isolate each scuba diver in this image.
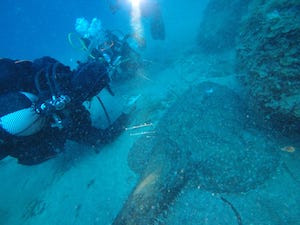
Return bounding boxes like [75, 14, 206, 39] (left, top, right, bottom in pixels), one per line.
[81, 29, 142, 79]
[107, 0, 165, 40]
[0, 54, 135, 165]
[70, 19, 143, 80]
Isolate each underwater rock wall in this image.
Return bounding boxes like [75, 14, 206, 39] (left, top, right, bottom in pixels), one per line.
[197, 0, 251, 53]
[236, 0, 300, 130]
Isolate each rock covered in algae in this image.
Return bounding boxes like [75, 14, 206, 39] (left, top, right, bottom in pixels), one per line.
[115, 82, 280, 225]
[130, 81, 279, 193]
[236, 0, 300, 129]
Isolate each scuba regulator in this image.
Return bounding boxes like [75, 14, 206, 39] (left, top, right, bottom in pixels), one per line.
[33, 60, 73, 130]
[35, 95, 71, 115]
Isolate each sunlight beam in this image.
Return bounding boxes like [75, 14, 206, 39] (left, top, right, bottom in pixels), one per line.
[129, 0, 144, 46]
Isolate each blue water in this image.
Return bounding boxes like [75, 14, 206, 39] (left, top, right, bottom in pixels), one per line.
[0, 0, 206, 65]
[0, 0, 127, 63]
[1, 0, 300, 225]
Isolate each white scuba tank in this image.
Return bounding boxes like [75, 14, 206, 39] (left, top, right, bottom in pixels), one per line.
[0, 92, 46, 136]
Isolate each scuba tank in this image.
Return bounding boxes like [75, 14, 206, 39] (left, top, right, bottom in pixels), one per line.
[0, 57, 67, 137]
[0, 91, 46, 136]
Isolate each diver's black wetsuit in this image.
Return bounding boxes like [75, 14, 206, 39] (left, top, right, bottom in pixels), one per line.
[0, 57, 127, 165]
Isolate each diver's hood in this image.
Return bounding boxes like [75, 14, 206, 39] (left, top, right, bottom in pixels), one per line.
[72, 61, 110, 103]
[0, 92, 45, 136]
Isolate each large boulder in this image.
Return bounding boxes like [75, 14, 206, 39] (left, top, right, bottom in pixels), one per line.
[113, 82, 279, 224]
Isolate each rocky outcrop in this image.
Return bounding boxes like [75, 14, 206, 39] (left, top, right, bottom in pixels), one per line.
[236, 0, 300, 130]
[113, 82, 279, 225]
[197, 0, 251, 53]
